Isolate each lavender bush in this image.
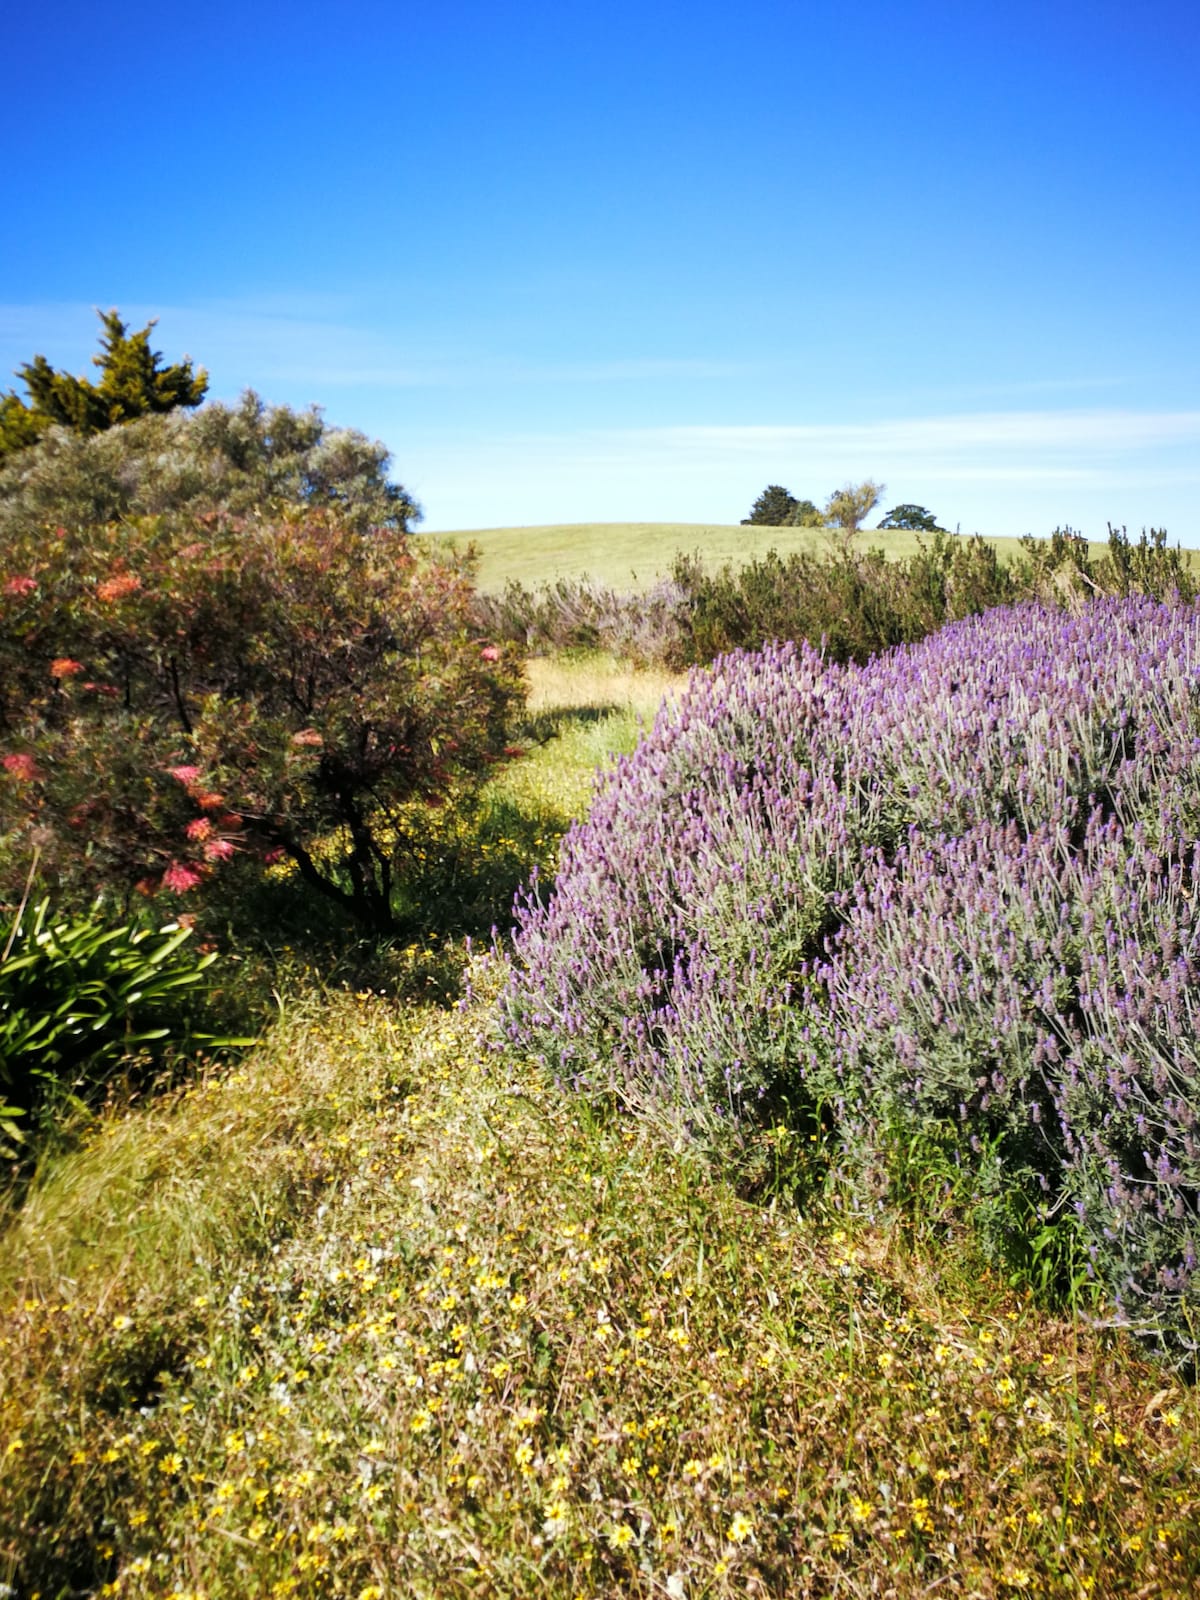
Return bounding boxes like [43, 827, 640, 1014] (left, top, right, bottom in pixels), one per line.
[472, 574, 690, 666]
[503, 597, 1200, 1347]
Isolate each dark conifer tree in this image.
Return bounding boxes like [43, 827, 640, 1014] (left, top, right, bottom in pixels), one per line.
[0, 311, 207, 463]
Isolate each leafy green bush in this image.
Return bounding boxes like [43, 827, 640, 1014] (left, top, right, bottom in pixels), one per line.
[668, 524, 1195, 668]
[670, 530, 1020, 666]
[0, 388, 420, 541]
[0, 506, 523, 933]
[0, 899, 219, 1151]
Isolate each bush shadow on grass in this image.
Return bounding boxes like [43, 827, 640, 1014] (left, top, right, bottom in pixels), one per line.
[201, 784, 571, 1019]
[198, 692, 631, 1026]
[520, 701, 625, 745]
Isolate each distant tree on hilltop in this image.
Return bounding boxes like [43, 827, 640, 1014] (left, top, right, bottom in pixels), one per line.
[743, 485, 825, 527]
[880, 503, 942, 532]
[743, 485, 798, 526]
[824, 479, 885, 535]
[0, 310, 208, 465]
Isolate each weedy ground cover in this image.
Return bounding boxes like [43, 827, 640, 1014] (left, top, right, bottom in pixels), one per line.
[3, 965, 1199, 1598]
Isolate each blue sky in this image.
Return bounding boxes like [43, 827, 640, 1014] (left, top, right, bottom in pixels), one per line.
[2, 0, 1198, 538]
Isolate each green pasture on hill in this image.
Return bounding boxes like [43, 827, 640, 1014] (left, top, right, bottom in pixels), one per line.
[421, 522, 1124, 593]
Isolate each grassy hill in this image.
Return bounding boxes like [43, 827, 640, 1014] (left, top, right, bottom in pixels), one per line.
[421, 521, 1118, 593]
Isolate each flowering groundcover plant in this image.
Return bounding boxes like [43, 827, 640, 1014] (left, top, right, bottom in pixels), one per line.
[505, 597, 1200, 1350]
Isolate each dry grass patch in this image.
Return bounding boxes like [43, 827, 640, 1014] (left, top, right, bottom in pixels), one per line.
[523, 654, 687, 722]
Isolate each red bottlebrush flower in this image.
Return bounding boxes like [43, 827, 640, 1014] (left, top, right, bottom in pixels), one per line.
[162, 859, 205, 894]
[203, 837, 236, 862]
[168, 764, 202, 784]
[186, 817, 213, 841]
[96, 572, 142, 603]
[4, 576, 37, 596]
[2, 752, 42, 781]
[217, 812, 243, 831]
[261, 847, 285, 866]
[195, 790, 225, 811]
[50, 657, 84, 679]
[481, 645, 501, 661]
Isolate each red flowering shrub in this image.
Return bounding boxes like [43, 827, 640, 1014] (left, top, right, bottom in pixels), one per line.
[0, 508, 522, 932]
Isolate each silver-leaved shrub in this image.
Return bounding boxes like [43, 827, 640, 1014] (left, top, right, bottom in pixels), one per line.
[504, 597, 1200, 1348]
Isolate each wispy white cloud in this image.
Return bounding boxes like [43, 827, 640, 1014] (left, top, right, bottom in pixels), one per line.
[407, 409, 1200, 535]
[412, 410, 1200, 492]
[648, 411, 1200, 457]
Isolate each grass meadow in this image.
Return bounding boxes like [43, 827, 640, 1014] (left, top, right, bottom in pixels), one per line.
[422, 523, 1120, 593]
[3, 647, 1200, 1600]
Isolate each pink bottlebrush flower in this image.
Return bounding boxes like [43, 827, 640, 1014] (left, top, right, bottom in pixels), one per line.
[261, 847, 285, 866]
[4, 576, 37, 596]
[291, 728, 323, 748]
[162, 859, 205, 894]
[168, 764, 202, 784]
[96, 572, 142, 603]
[481, 645, 501, 661]
[2, 752, 42, 781]
[186, 817, 213, 841]
[50, 657, 84, 679]
[203, 837, 236, 862]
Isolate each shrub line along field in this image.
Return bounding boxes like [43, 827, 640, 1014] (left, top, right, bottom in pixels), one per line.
[423, 522, 1137, 593]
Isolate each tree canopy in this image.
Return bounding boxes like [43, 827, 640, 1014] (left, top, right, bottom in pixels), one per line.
[0, 311, 208, 465]
[879, 503, 942, 532]
[742, 485, 824, 527]
[824, 479, 885, 534]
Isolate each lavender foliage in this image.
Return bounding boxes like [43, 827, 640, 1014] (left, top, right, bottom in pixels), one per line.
[503, 598, 1200, 1344]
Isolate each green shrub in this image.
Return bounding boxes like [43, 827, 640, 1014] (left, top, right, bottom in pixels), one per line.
[0, 506, 523, 934]
[669, 530, 1020, 666]
[0, 387, 420, 541]
[0, 899, 220, 1149]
